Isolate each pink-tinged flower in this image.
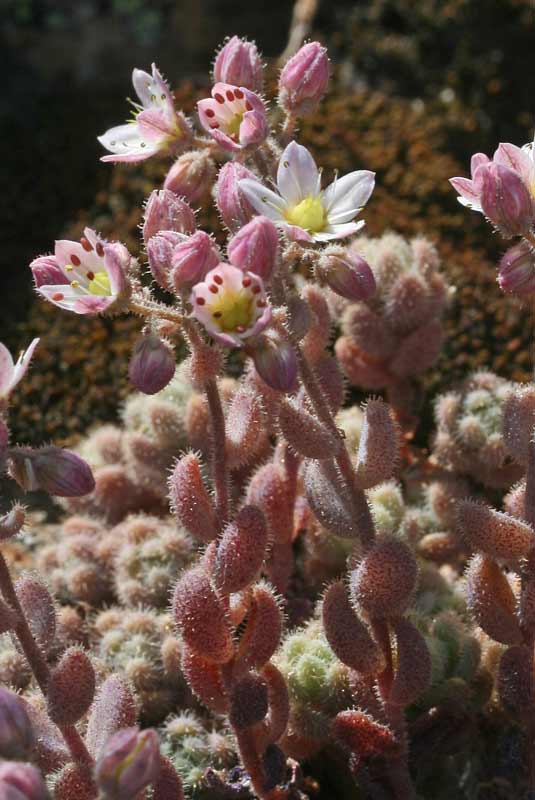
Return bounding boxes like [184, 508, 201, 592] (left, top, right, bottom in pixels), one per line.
[216, 162, 257, 231]
[190, 263, 271, 347]
[449, 152, 490, 211]
[98, 64, 192, 163]
[198, 83, 267, 153]
[0, 761, 47, 800]
[95, 728, 160, 800]
[129, 334, 176, 395]
[213, 36, 264, 93]
[498, 241, 535, 296]
[0, 339, 39, 401]
[478, 162, 535, 237]
[239, 141, 375, 243]
[318, 247, 376, 301]
[31, 228, 131, 315]
[227, 216, 279, 280]
[278, 41, 329, 116]
[143, 189, 196, 244]
[163, 150, 216, 204]
[8, 446, 95, 497]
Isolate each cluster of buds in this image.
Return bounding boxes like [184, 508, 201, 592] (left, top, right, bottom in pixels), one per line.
[451, 139, 535, 297]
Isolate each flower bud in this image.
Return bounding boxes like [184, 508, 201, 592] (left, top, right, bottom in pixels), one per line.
[216, 162, 257, 232]
[0, 688, 35, 760]
[29, 255, 65, 287]
[478, 162, 535, 237]
[143, 190, 196, 244]
[0, 762, 47, 800]
[95, 728, 160, 800]
[498, 241, 535, 297]
[278, 41, 329, 116]
[171, 231, 220, 290]
[227, 216, 279, 281]
[163, 150, 216, 205]
[213, 36, 264, 92]
[129, 334, 176, 395]
[251, 333, 298, 393]
[146, 230, 185, 289]
[8, 446, 95, 497]
[318, 248, 376, 301]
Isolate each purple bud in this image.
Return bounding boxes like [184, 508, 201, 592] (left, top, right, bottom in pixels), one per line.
[143, 190, 196, 244]
[0, 762, 47, 800]
[146, 230, 186, 289]
[216, 162, 257, 232]
[171, 231, 220, 290]
[213, 36, 264, 92]
[0, 689, 35, 760]
[129, 334, 176, 395]
[227, 216, 279, 281]
[478, 162, 535, 236]
[278, 41, 329, 116]
[95, 727, 161, 800]
[29, 255, 66, 288]
[252, 333, 298, 392]
[163, 150, 216, 205]
[319, 248, 376, 301]
[498, 241, 535, 297]
[8, 446, 95, 497]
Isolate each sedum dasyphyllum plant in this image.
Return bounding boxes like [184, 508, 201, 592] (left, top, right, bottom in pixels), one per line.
[2, 31, 535, 800]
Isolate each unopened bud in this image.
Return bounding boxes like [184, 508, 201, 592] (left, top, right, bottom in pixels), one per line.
[318, 248, 376, 301]
[228, 216, 279, 281]
[30, 255, 65, 287]
[214, 36, 264, 92]
[146, 230, 185, 289]
[129, 334, 176, 395]
[163, 150, 216, 205]
[0, 762, 47, 800]
[0, 688, 35, 760]
[279, 41, 329, 116]
[171, 231, 220, 290]
[478, 162, 535, 237]
[143, 189, 196, 243]
[216, 162, 257, 232]
[251, 333, 298, 393]
[8, 446, 95, 497]
[498, 241, 535, 297]
[95, 727, 160, 800]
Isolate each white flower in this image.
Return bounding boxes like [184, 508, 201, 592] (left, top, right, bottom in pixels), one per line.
[239, 141, 375, 243]
[0, 339, 39, 400]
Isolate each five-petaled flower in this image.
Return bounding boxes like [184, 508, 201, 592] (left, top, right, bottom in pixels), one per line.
[0, 339, 39, 401]
[190, 263, 271, 347]
[198, 82, 267, 153]
[98, 64, 191, 163]
[30, 228, 131, 315]
[239, 141, 375, 243]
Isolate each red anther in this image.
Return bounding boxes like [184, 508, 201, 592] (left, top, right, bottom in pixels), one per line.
[196, 297, 206, 305]
[214, 93, 225, 104]
[213, 274, 223, 285]
[210, 284, 219, 293]
[210, 123, 220, 129]
[205, 108, 215, 118]
[86, 271, 95, 281]
[226, 90, 235, 101]
[245, 101, 252, 111]
[252, 285, 261, 294]
[80, 237, 93, 252]
[235, 89, 244, 99]
[242, 277, 252, 288]
[70, 254, 81, 266]
[96, 242, 105, 257]
[52, 292, 64, 301]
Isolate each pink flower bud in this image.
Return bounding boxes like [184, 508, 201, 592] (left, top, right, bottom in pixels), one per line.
[143, 190, 196, 244]
[129, 334, 176, 395]
[0, 762, 47, 800]
[478, 162, 535, 236]
[163, 150, 216, 205]
[8, 446, 95, 497]
[227, 216, 279, 280]
[278, 41, 329, 116]
[29, 255, 66, 287]
[251, 333, 298, 392]
[0, 688, 35, 760]
[146, 230, 185, 289]
[213, 36, 264, 92]
[216, 162, 257, 231]
[171, 231, 220, 290]
[95, 728, 161, 800]
[319, 248, 376, 301]
[498, 241, 535, 296]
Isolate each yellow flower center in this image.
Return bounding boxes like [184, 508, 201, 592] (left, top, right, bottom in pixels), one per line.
[88, 271, 111, 296]
[284, 195, 326, 233]
[211, 289, 254, 332]
[226, 113, 244, 139]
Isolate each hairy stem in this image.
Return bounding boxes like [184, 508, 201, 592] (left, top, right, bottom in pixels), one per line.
[0, 550, 93, 767]
[205, 377, 229, 529]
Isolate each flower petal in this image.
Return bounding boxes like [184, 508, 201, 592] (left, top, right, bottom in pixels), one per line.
[279, 223, 314, 243]
[322, 170, 375, 217]
[312, 220, 365, 242]
[132, 64, 173, 111]
[239, 179, 287, 221]
[0, 343, 15, 397]
[137, 109, 173, 141]
[98, 123, 160, 163]
[494, 143, 535, 188]
[277, 141, 319, 204]
[11, 338, 40, 391]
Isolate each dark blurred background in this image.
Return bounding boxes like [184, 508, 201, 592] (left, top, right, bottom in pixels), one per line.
[2, 0, 535, 446]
